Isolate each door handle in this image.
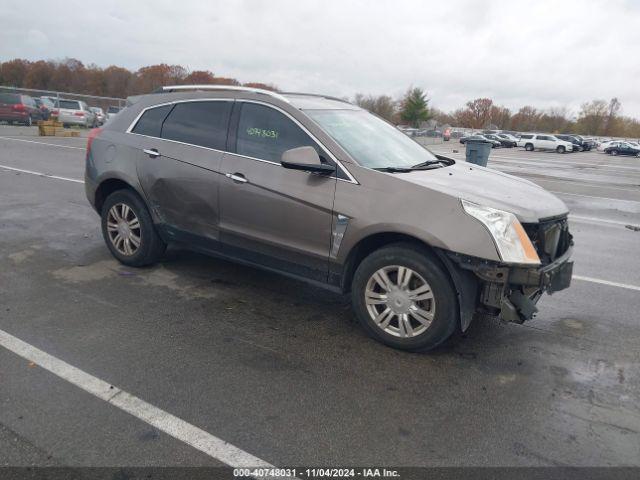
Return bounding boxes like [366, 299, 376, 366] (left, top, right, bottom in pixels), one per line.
[143, 148, 159, 158]
[225, 173, 248, 184]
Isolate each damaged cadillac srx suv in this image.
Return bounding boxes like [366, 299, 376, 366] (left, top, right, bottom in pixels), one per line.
[85, 85, 574, 351]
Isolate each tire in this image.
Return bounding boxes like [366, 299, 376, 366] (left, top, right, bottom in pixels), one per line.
[611, 150, 619, 156]
[556, 145, 566, 154]
[525, 143, 534, 151]
[351, 243, 458, 352]
[636, 152, 640, 158]
[24, 115, 32, 127]
[101, 189, 166, 267]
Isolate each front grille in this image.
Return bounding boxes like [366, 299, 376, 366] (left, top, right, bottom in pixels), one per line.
[523, 216, 572, 264]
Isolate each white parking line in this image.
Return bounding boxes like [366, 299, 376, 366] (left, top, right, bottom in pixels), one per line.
[0, 164, 84, 184]
[570, 215, 640, 228]
[0, 136, 85, 150]
[0, 328, 277, 472]
[573, 275, 640, 292]
[550, 190, 640, 204]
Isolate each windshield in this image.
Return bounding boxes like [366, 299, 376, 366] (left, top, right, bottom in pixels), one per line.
[305, 109, 440, 169]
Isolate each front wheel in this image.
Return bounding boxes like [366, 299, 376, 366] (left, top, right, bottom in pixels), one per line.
[101, 189, 166, 267]
[556, 145, 566, 154]
[351, 243, 458, 352]
[525, 143, 534, 151]
[611, 150, 619, 156]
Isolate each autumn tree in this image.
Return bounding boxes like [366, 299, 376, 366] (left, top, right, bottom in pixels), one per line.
[399, 87, 431, 127]
[575, 100, 609, 135]
[604, 97, 621, 136]
[510, 106, 542, 132]
[354, 93, 397, 122]
[183, 70, 216, 84]
[0, 58, 30, 86]
[464, 98, 493, 129]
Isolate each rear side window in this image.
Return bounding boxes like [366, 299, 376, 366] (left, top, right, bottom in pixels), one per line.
[236, 103, 317, 162]
[161, 101, 232, 150]
[132, 105, 172, 137]
[0, 93, 20, 104]
[519, 134, 533, 139]
[57, 100, 81, 110]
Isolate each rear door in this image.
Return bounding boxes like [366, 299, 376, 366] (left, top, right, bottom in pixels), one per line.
[218, 101, 336, 282]
[134, 100, 233, 243]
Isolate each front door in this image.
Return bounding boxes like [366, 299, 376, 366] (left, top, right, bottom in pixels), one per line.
[218, 102, 336, 282]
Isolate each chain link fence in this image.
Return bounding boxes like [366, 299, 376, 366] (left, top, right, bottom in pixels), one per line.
[0, 85, 125, 111]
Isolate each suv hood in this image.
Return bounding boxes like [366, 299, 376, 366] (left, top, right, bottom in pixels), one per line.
[401, 162, 568, 223]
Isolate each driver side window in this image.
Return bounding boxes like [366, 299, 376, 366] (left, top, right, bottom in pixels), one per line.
[236, 103, 318, 163]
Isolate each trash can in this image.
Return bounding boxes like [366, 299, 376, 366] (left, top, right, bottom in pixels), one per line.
[465, 140, 492, 167]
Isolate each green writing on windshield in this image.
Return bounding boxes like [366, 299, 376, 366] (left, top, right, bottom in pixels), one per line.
[246, 127, 278, 139]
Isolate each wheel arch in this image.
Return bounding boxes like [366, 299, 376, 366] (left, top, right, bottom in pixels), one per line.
[339, 232, 478, 331]
[94, 177, 141, 214]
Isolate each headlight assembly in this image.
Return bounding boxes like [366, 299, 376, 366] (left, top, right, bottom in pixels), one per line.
[461, 199, 540, 265]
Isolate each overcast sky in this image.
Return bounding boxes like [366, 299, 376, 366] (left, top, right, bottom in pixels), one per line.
[2, 0, 639, 117]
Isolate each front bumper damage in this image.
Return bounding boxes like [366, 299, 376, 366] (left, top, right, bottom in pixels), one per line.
[441, 216, 574, 327]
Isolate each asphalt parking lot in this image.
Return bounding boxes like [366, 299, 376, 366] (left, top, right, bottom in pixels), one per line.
[1, 126, 639, 470]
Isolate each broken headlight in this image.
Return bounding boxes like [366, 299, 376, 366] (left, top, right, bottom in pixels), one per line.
[461, 199, 540, 265]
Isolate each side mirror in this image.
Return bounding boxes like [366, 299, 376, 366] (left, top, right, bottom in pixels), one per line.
[281, 146, 335, 174]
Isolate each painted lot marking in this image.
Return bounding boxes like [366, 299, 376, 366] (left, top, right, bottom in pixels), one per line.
[573, 275, 640, 292]
[550, 190, 640, 204]
[0, 328, 279, 472]
[570, 215, 640, 229]
[0, 136, 85, 150]
[0, 164, 84, 184]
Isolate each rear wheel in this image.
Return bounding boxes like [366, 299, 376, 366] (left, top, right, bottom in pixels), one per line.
[525, 143, 534, 151]
[101, 189, 166, 267]
[351, 243, 458, 352]
[556, 145, 566, 154]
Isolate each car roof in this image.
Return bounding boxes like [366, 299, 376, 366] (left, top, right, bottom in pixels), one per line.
[128, 85, 361, 112]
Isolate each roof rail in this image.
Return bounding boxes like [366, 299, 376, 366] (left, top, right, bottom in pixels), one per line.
[282, 92, 352, 105]
[158, 85, 290, 103]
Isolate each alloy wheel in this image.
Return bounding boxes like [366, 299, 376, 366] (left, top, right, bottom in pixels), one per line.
[365, 265, 436, 338]
[106, 203, 141, 256]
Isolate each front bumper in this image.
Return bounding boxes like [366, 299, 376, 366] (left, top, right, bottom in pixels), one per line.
[445, 221, 573, 326]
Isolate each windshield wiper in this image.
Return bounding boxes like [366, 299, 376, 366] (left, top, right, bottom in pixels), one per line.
[411, 159, 449, 169]
[373, 166, 414, 173]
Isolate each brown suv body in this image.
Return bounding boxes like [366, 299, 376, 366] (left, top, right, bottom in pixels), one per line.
[85, 86, 573, 350]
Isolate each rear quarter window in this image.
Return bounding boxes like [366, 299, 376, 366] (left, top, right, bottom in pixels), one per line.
[131, 105, 173, 137]
[57, 100, 81, 110]
[0, 93, 20, 104]
[161, 101, 232, 150]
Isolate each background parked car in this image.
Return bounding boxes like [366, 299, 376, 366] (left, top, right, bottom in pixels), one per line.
[0, 93, 43, 126]
[106, 106, 121, 121]
[555, 134, 584, 152]
[597, 140, 618, 151]
[53, 99, 98, 128]
[517, 134, 574, 153]
[33, 97, 54, 120]
[460, 134, 501, 148]
[497, 133, 519, 144]
[90, 107, 106, 125]
[484, 133, 516, 148]
[604, 142, 640, 157]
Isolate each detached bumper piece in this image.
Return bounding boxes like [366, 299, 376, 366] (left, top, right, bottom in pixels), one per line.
[449, 215, 574, 324]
